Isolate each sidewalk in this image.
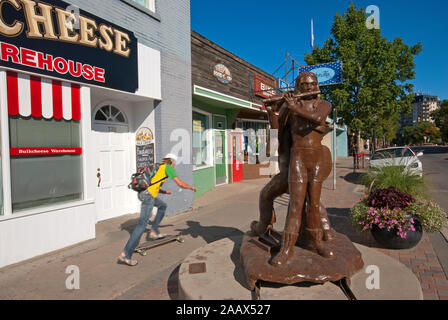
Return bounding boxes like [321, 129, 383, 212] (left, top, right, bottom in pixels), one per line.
[0, 157, 447, 300]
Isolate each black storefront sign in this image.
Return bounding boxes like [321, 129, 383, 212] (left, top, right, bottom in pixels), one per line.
[0, 0, 138, 93]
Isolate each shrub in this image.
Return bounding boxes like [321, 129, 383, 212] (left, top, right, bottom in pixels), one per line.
[350, 201, 369, 230]
[361, 163, 427, 198]
[365, 187, 415, 210]
[407, 199, 447, 233]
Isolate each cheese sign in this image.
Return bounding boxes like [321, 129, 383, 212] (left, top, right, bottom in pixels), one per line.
[0, 0, 138, 93]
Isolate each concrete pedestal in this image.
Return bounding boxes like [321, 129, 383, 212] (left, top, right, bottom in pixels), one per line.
[240, 231, 364, 291]
[178, 236, 423, 300]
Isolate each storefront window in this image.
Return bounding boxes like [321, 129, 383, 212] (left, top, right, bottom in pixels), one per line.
[239, 121, 269, 164]
[192, 111, 211, 168]
[94, 105, 127, 123]
[9, 116, 83, 212]
[130, 0, 155, 11]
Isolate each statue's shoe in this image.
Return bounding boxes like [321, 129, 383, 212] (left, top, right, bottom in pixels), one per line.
[305, 228, 334, 258]
[270, 251, 291, 267]
[250, 221, 268, 236]
[323, 228, 336, 241]
[269, 231, 298, 266]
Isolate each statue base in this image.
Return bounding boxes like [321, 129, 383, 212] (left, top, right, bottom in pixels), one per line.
[240, 229, 364, 291]
[177, 236, 423, 300]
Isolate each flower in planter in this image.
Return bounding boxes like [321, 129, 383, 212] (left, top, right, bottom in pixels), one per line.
[350, 187, 446, 239]
[365, 187, 415, 209]
[356, 206, 415, 238]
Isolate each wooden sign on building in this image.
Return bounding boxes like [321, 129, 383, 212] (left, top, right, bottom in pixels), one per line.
[191, 31, 277, 105]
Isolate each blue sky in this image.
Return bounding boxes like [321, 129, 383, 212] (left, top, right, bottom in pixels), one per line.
[191, 0, 448, 101]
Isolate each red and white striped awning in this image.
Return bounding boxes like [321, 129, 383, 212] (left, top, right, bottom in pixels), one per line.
[6, 71, 81, 121]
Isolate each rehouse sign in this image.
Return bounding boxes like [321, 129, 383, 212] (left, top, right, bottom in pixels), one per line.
[0, 0, 139, 93]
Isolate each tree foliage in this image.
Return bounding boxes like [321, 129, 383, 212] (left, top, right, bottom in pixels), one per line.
[304, 2, 422, 143]
[431, 100, 448, 142]
[402, 121, 441, 144]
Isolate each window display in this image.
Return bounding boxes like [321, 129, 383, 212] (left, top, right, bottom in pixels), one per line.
[192, 111, 211, 168]
[9, 116, 83, 212]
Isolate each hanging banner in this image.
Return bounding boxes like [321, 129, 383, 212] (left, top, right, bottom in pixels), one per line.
[277, 78, 293, 91]
[0, 0, 138, 93]
[297, 61, 343, 86]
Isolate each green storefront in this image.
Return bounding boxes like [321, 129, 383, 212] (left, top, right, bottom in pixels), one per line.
[191, 31, 277, 198]
[192, 86, 256, 197]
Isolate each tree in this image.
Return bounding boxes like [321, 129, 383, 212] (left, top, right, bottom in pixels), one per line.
[304, 2, 422, 152]
[431, 100, 448, 142]
[402, 126, 417, 145]
[402, 122, 441, 144]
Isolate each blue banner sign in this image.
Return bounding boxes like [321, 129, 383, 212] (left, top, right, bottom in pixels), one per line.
[277, 78, 292, 91]
[297, 61, 343, 86]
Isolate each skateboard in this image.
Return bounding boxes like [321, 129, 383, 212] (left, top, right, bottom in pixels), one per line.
[135, 233, 184, 256]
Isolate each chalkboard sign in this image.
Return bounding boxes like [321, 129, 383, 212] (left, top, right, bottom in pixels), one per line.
[136, 143, 154, 171]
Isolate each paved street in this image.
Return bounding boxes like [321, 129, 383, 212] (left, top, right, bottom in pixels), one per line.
[412, 146, 448, 212]
[0, 156, 447, 300]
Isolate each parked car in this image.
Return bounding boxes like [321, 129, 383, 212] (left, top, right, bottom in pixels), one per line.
[367, 147, 424, 176]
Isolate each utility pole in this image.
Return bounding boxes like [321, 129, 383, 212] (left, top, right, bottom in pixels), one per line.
[333, 108, 337, 190]
[372, 128, 376, 153]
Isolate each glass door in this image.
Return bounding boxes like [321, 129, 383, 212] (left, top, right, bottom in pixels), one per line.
[214, 130, 227, 185]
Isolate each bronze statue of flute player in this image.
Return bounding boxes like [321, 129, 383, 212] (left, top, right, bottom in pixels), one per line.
[240, 72, 364, 291]
[251, 86, 335, 249]
[255, 72, 334, 265]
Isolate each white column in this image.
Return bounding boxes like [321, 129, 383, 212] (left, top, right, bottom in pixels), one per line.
[0, 71, 12, 216]
[80, 85, 94, 202]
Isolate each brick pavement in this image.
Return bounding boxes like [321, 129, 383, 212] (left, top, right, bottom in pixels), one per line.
[321, 159, 448, 300]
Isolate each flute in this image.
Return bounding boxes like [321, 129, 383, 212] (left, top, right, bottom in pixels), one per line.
[263, 90, 321, 106]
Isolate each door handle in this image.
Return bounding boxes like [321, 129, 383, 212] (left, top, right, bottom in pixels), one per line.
[97, 169, 101, 187]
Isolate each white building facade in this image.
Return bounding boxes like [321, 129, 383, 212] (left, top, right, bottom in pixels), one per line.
[0, 0, 192, 268]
